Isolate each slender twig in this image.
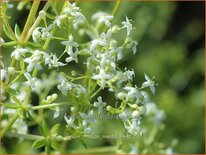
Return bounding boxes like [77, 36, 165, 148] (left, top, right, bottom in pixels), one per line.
[26, 1, 52, 42]
[112, 0, 122, 17]
[91, 87, 102, 99]
[104, 0, 122, 32]
[42, 2, 68, 51]
[20, 0, 41, 42]
[1, 113, 19, 138]
[7, 132, 44, 140]
[31, 102, 70, 110]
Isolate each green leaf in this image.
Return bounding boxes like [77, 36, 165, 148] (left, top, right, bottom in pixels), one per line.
[45, 143, 51, 154]
[39, 121, 49, 137]
[1, 41, 17, 48]
[50, 124, 60, 136]
[17, 109, 26, 120]
[27, 42, 42, 48]
[46, 12, 55, 20]
[80, 139, 88, 149]
[32, 139, 46, 149]
[51, 141, 60, 150]
[6, 87, 18, 95]
[3, 25, 16, 41]
[14, 24, 21, 39]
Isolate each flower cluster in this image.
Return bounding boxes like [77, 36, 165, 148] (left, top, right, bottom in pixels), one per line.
[1, 1, 165, 154]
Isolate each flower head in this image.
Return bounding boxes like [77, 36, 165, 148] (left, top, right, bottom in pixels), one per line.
[94, 96, 106, 113]
[122, 16, 133, 36]
[142, 73, 155, 95]
[11, 48, 29, 60]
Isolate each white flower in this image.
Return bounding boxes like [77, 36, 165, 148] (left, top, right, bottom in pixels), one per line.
[42, 52, 52, 68]
[61, 35, 79, 63]
[94, 96, 106, 113]
[84, 128, 91, 134]
[55, 2, 85, 29]
[126, 37, 138, 55]
[24, 56, 42, 72]
[23, 73, 37, 89]
[1, 69, 7, 81]
[41, 26, 53, 40]
[124, 119, 141, 136]
[92, 67, 112, 88]
[54, 14, 67, 28]
[114, 47, 123, 60]
[24, 50, 43, 72]
[90, 29, 112, 51]
[32, 26, 53, 43]
[32, 27, 41, 43]
[53, 107, 60, 119]
[90, 39, 107, 51]
[57, 79, 72, 95]
[11, 48, 29, 60]
[64, 114, 77, 129]
[124, 68, 135, 81]
[65, 49, 78, 63]
[50, 54, 66, 68]
[124, 86, 142, 104]
[16, 90, 27, 102]
[79, 110, 95, 126]
[122, 16, 133, 36]
[92, 12, 113, 27]
[13, 118, 28, 134]
[61, 35, 78, 54]
[142, 73, 155, 95]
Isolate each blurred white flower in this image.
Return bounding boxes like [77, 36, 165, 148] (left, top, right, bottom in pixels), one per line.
[94, 96, 106, 113]
[142, 73, 155, 95]
[23, 73, 37, 89]
[11, 48, 29, 60]
[92, 67, 112, 88]
[92, 12, 114, 27]
[122, 16, 133, 36]
[1, 69, 7, 81]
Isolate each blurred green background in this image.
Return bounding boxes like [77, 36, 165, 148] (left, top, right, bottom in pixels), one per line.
[2, 1, 205, 154]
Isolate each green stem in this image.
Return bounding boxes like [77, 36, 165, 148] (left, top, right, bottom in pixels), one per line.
[20, 0, 41, 42]
[104, 0, 122, 32]
[2, 103, 19, 109]
[2, 18, 18, 41]
[91, 87, 102, 99]
[70, 146, 117, 153]
[7, 132, 44, 140]
[31, 102, 70, 110]
[26, 1, 52, 42]
[42, 2, 68, 51]
[112, 0, 122, 17]
[1, 113, 19, 138]
[45, 143, 51, 154]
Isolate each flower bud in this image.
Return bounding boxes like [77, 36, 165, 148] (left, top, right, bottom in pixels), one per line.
[139, 106, 146, 115]
[106, 105, 112, 111]
[71, 70, 77, 76]
[112, 25, 120, 33]
[8, 67, 15, 75]
[132, 110, 140, 118]
[117, 92, 126, 100]
[51, 93, 58, 100]
[39, 10, 46, 19]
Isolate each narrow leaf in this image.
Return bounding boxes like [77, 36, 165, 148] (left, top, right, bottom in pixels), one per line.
[32, 139, 46, 149]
